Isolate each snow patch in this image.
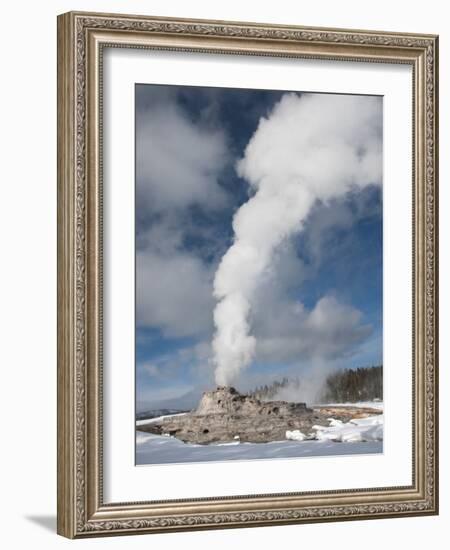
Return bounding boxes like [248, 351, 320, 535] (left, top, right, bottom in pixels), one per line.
[314, 414, 383, 443]
[286, 430, 306, 441]
[136, 431, 154, 445]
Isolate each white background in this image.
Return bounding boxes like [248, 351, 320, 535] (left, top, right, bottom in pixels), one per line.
[0, 0, 447, 548]
[104, 50, 412, 502]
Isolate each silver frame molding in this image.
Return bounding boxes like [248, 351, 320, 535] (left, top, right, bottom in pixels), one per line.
[57, 11, 439, 538]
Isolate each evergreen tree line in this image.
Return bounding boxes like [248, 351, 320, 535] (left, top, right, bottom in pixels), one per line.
[320, 365, 383, 403]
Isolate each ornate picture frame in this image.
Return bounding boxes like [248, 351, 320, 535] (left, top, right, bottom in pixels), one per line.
[57, 11, 438, 538]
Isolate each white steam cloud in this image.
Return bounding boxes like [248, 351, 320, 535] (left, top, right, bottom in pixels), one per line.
[212, 93, 382, 386]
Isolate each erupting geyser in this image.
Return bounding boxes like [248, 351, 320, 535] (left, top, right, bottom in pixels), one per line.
[212, 93, 382, 386]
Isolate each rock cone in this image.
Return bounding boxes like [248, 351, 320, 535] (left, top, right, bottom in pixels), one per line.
[139, 386, 321, 444]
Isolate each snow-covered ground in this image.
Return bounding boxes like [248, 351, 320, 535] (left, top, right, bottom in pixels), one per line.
[136, 431, 382, 465]
[136, 402, 383, 465]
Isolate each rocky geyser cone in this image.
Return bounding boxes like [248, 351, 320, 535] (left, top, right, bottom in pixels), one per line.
[139, 386, 324, 444]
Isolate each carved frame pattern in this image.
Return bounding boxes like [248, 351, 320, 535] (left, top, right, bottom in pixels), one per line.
[57, 11, 438, 538]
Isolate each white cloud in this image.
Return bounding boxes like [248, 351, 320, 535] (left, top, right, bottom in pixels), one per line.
[136, 99, 229, 212]
[135, 91, 231, 339]
[141, 362, 160, 377]
[137, 340, 215, 390]
[253, 293, 371, 364]
[137, 248, 215, 338]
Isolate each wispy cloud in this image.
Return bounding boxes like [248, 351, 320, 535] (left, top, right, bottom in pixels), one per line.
[135, 86, 232, 339]
[136, 90, 229, 212]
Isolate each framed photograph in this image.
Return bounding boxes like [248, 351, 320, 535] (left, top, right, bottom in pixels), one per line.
[57, 11, 439, 538]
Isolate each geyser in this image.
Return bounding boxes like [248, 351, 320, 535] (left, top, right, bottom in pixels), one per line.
[212, 92, 382, 386]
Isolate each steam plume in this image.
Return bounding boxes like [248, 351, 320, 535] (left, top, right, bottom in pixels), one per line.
[212, 93, 382, 386]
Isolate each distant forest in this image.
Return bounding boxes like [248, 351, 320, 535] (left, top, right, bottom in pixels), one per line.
[249, 365, 383, 404]
[320, 365, 383, 403]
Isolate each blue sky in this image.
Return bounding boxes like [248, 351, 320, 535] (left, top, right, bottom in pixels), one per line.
[135, 84, 382, 411]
